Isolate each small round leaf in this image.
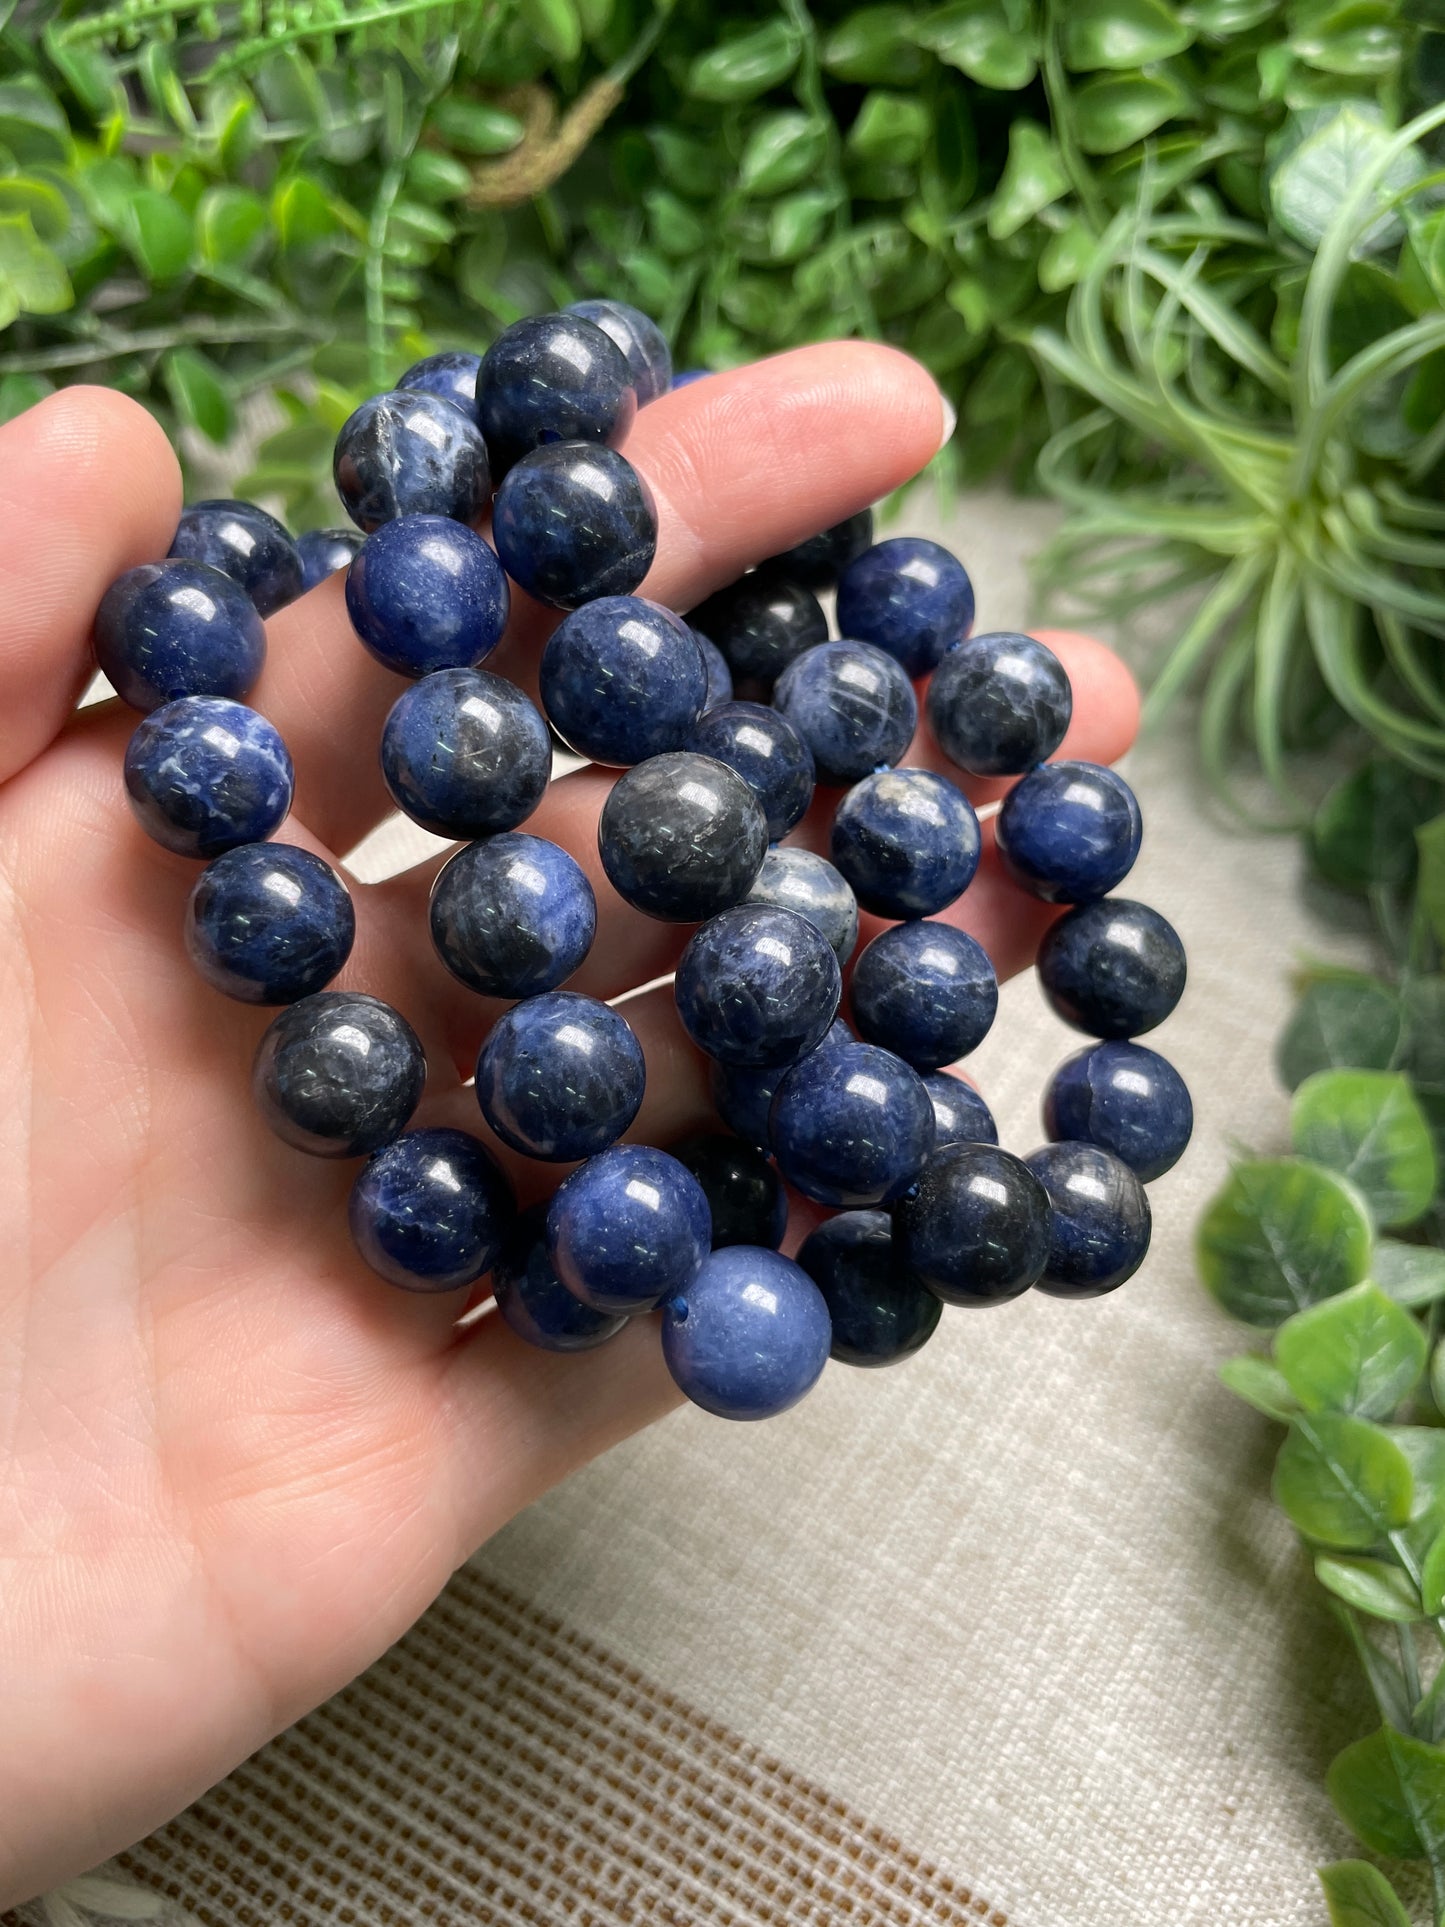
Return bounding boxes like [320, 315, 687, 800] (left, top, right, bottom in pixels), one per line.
[1197, 1158, 1373, 1327]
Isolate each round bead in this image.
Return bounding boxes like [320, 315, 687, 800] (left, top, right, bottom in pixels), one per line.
[492, 442, 657, 610]
[494, 1205, 628, 1351]
[830, 768, 980, 918]
[688, 701, 814, 841]
[252, 991, 426, 1158]
[170, 499, 303, 617]
[925, 1070, 998, 1148]
[185, 844, 354, 1004]
[346, 515, 509, 678]
[381, 668, 551, 839]
[995, 760, 1142, 903]
[836, 536, 975, 678]
[660, 1246, 831, 1420]
[349, 1126, 513, 1292]
[398, 349, 482, 415]
[540, 596, 706, 766]
[693, 628, 733, 710]
[547, 1144, 711, 1312]
[566, 298, 672, 405]
[1044, 1040, 1192, 1182]
[895, 1144, 1052, 1307]
[668, 1133, 787, 1249]
[124, 697, 293, 859]
[475, 990, 644, 1162]
[296, 528, 363, 591]
[1025, 1142, 1152, 1297]
[770, 1039, 933, 1207]
[927, 631, 1072, 777]
[431, 833, 595, 1000]
[763, 509, 874, 591]
[686, 575, 827, 689]
[333, 389, 491, 532]
[477, 313, 637, 477]
[1037, 897, 1186, 1038]
[675, 905, 841, 1069]
[772, 641, 916, 787]
[672, 369, 710, 388]
[745, 847, 858, 964]
[851, 922, 997, 1071]
[796, 1210, 940, 1368]
[598, 751, 767, 923]
[94, 560, 266, 713]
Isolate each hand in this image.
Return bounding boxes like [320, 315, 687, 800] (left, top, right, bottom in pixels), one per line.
[0, 346, 1138, 1904]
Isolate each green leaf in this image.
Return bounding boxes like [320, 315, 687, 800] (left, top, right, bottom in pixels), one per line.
[687, 23, 800, 103]
[407, 152, 473, 202]
[1319, 1857, 1413, 1927]
[1073, 70, 1191, 154]
[1417, 815, 1445, 952]
[1269, 103, 1428, 255]
[822, 7, 929, 84]
[519, 0, 582, 63]
[1063, 0, 1192, 72]
[917, 1, 1039, 91]
[1374, 1242, 1445, 1310]
[1420, 1524, 1445, 1614]
[195, 186, 268, 267]
[0, 373, 50, 423]
[1275, 1413, 1413, 1547]
[1291, 1072, 1437, 1228]
[1315, 1554, 1423, 1622]
[273, 176, 340, 250]
[0, 177, 69, 245]
[1218, 1353, 1301, 1420]
[1311, 760, 1439, 895]
[987, 120, 1069, 240]
[1276, 1283, 1427, 1418]
[428, 100, 525, 156]
[846, 92, 931, 167]
[1329, 1726, 1445, 1861]
[1277, 973, 1405, 1090]
[1197, 1158, 1374, 1326]
[114, 188, 191, 283]
[0, 212, 70, 316]
[162, 348, 233, 446]
[769, 190, 838, 263]
[738, 112, 830, 197]
[0, 79, 70, 163]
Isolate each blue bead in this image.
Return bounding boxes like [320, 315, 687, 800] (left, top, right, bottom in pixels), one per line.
[381, 668, 551, 838]
[94, 560, 266, 713]
[763, 509, 874, 591]
[660, 1246, 831, 1420]
[710, 1058, 783, 1148]
[346, 515, 509, 678]
[540, 596, 706, 766]
[688, 701, 814, 840]
[398, 349, 482, 415]
[170, 499, 303, 617]
[431, 833, 596, 999]
[1025, 1142, 1151, 1297]
[547, 1144, 710, 1312]
[836, 536, 975, 678]
[1044, 1040, 1192, 1182]
[566, 299, 672, 405]
[830, 768, 980, 918]
[253, 991, 426, 1158]
[477, 313, 637, 477]
[693, 628, 733, 710]
[686, 575, 827, 690]
[895, 1144, 1051, 1306]
[296, 528, 363, 591]
[494, 1204, 628, 1350]
[668, 1133, 788, 1249]
[334, 389, 491, 532]
[995, 760, 1142, 903]
[796, 1210, 940, 1368]
[185, 843, 355, 1004]
[1037, 897, 1186, 1038]
[927, 631, 1072, 777]
[924, 1070, 998, 1148]
[745, 847, 858, 964]
[675, 904, 841, 1069]
[492, 442, 657, 611]
[349, 1127, 514, 1292]
[671, 368, 710, 388]
[598, 751, 767, 923]
[772, 641, 916, 786]
[851, 922, 997, 1071]
[476, 990, 644, 1162]
[770, 1039, 933, 1207]
[124, 697, 293, 858]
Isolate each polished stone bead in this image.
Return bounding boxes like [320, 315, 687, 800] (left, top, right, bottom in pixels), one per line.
[598, 751, 767, 922]
[398, 349, 482, 416]
[710, 1058, 783, 1148]
[566, 298, 672, 405]
[1025, 1142, 1152, 1297]
[253, 990, 426, 1157]
[672, 368, 710, 388]
[745, 848, 858, 964]
[494, 1204, 628, 1350]
[830, 768, 980, 918]
[660, 1246, 831, 1420]
[770, 1039, 933, 1207]
[927, 631, 1072, 777]
[851, 921, 997, 1070]
[540, 596, 706, 766]
[334, 389, 491, 532]
[995, 760, 1142, 903]
[772, 641, 917, 787]
[1037, 897, 1187, 1038]
[296, 528, 364, 591]
[492, 442, 657, 611]
[693, 628, 733, 710]
[170, 499, 303, 617]
[475, 989, 644, 1161]
[382, 668, 550, 839]
[1044, 1040, 1192, 1182]
[836, 536, 975, 678]
[668, 1132, 787, 1249]
[185, 843, 355, 1004]
[346, 515, 509, 678]
[94, 560, 266, 713]
[925, 1070, 998, 1148]
[895, 1143, 1051, 1307]
[431, 833, 595, 1000]
[688, 701, 814, 840]
[762, 509, 874, 591]
[124, 697, 293, 859]
[675, 904, 841, 1069]
[349, 1126, 513, 1292]
[686, 574, 827, 690]
[477, 313, 637, 478]
[796, 1210, 940, 1368]
[547, 1143, 710, 1312]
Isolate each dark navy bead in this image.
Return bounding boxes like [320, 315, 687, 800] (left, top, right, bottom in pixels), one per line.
[772, 641, 916, 786]
[763, 509, 874, 591]
[547, 1144, 710, 1312]
[346, 515, 509, 678]
[710, 1058, 783, 1148]
[675, 905, 841, 1069]
[94, 560, 266, 713]
[349, 1127, 513, 1292]
[382, 668, 550, 839]
[688, 701, 814, 841]
[660, 1246, 831, 1420]
[672, 368, 710, 388]
[494, 1204, 628, 1351]
[830, 768, 980, 918]
[668, 1133, 787, 1249]
[124, 697, 293, 859]
[1037, 897, 1186, 1038]
[598, 751, 767, 922]
[895, 1144, 1051, 1307]
[836, 536, 975, 678]
[687, 575, 827, 690]
[477, 313, 637, 478]
[925, 1070, 998, 1148]
[928, 631, 1072, 777]
[995, 760, 1142, 903]
[745, 848, 858, 964]
[492, 442, 657, 611]
[851, 922, 997, 1071]
[475, 990, 644, 1162]
[398, 349, 482, 416]
[797, 1210, 940, 1368]
[1044, 1041, 1192, 1182]
[296, 528, 363, 591]
[184, 843, 355, 1004]
[431, 833, 595, 1000]
[1025, 1142, 1151, 1297]
[540, 596, 706, 766]
[253, 991, 426, 1158]
[333, 389, 491, 532]
[566, 298, 672, 405]
[770, 1040, 933, 1207]
[170, 499, 303, 617]
[693, 628, 733, 710]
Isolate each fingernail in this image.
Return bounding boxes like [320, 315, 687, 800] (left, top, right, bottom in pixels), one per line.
[937, 391, 957, 450]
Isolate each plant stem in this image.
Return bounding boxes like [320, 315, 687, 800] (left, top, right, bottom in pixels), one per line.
[1041, 1, 1105, 232]
[781, 0, 878, 341]
[0, 315, 323, 375]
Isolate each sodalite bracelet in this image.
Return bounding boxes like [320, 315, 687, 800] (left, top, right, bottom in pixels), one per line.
[90, 300, 1193, 1425]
